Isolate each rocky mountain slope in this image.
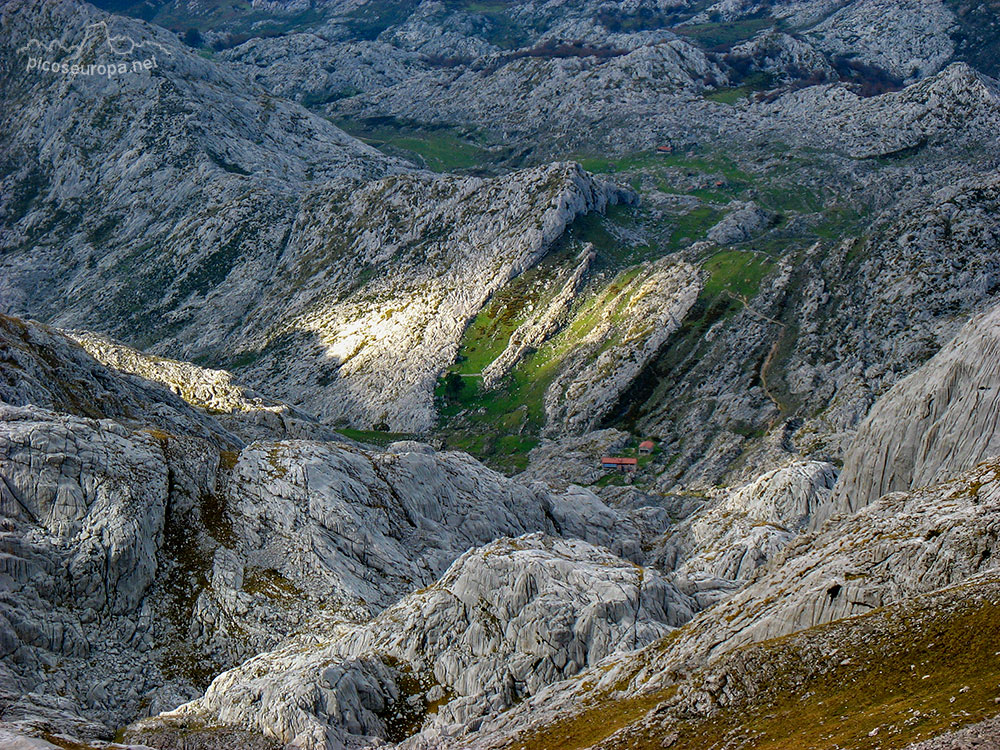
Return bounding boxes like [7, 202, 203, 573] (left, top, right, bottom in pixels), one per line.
[5, 0, 1000, 748]
[827, 303, 1000, 523]
[8, 302, 999, 749]
[0, 314, 685, 747]
[181, 0, 996, 161]
[435, 455, 1000, 750]
[127, 534, 695, 750]
[1, 0, 632, 433]
[6, 0, 1000, 478]
[8, 297, 993, 750]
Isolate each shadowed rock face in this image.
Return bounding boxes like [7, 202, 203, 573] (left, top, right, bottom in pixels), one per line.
[0, 320, 235, 734]
[822, 303, 1000, 527]
[0, 314, 237, 447]
[67, 330, 338, 444]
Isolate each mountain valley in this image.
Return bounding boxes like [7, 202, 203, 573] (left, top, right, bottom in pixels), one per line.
[2, 0, 1000, 748]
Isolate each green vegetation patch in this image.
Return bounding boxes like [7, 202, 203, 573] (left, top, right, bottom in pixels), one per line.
[669, 205, 722, 250]
[389, 133, 490, 172]
[572, 145, 859, 232]
[675, 17, 776, 51]
[704, 86, 752, 104]
[704, 72, 775, 104]
[335, 427, 420, 446]
[435, 234, 654, 470]
[558, 204, 660, 265]
[334, 117, 496, 172]
[701, 249, 774, 299]
[574, 148, 754, 206]
[447, 246, 577, 380]
[813, 206, 867, 240]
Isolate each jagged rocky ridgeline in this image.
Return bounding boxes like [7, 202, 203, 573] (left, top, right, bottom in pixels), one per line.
[5, 0, 1000, 458]
[4, 0, 1000, 746]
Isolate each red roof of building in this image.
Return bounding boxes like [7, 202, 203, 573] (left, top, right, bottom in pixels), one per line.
[639, 440, 655, 449]
[601, 456, 638, 465]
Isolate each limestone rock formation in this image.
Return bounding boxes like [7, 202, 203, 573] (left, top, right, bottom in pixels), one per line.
[824, 303, 1000, 525]
[0, 311, 656, 747]
[127, 534, 695, 750]
[543, 260, 702, 434]
[5, 1, 1000, 747]
[0, 406, 223, 738]
[237, 163, 633, 431]
[481, 244, 596, 389]
[748, 63, 1000, 159]
[451, 457, 1000, 750]
[652, 460, 837, 584]
[69, 331, 337, 443]
[706, 202, 778, 246]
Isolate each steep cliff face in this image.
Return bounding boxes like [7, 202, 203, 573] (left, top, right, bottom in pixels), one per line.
[591, 572, 1000, 750]
[824, 303, 1000, 525]
[680, 459, 1000, 654]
